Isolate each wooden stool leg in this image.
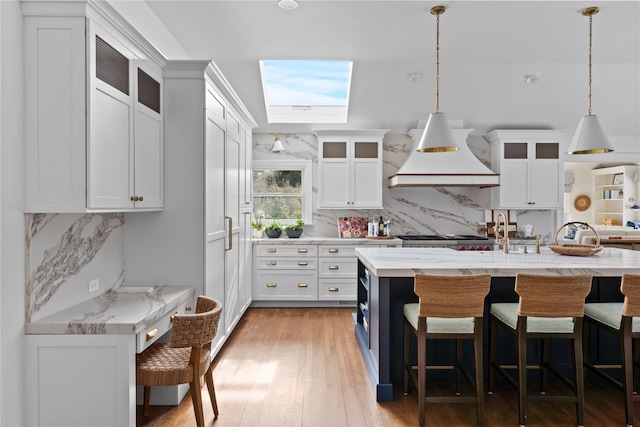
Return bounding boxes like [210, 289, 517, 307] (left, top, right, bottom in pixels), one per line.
[540, 338, 549, 394]
[143, 386, 151, 416]
[404, 320, 410, 395]
[418, 318, 427, 427]
[455, 339, 462, 395]
[622, 318, 634, 427]
[190, 378, 205, 427]
[574, 320, 585, 427]
[205, 364, 219, 419]
[488, 316, 498, 394]
[475, 320, 485, 427]
[517, 320, 527, 427]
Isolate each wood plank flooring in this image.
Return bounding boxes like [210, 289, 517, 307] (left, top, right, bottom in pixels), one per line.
[137, 307, 638, 426]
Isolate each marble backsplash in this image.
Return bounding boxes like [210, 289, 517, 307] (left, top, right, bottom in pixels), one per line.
[25, 213, 125, 323]
[252, 132, 555, 239]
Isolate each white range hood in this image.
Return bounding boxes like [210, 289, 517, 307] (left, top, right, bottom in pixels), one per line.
[388, 128, 500, 188]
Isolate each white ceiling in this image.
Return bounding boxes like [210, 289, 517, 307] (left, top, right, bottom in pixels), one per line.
[131, 1, 639, 136]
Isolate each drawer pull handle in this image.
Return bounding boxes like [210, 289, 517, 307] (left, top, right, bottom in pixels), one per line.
[267, 261, 277, 266]
[185, 306, 192, 312]
[170, 311, 178, 323]
[298, 261, 308, 266]
[329, 265, 339, 270]
[266, 248, 277, 253]
[329, 287, 339, 292]
[146, 328, 158, 341]
[267, 283, 277, 288]
[328, 248, 339, 253]
[298, 248, 308, 253]
[298, 283, 308, 288]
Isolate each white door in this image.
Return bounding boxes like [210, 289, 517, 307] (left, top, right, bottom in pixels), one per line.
[224, 132, 241, 334]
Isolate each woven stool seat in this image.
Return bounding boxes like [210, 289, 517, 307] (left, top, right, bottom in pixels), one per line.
[137, 343, 211, 386]
[136, 296, 222, 427]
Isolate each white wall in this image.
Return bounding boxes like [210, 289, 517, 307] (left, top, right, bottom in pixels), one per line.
[1, 1, 25, 425]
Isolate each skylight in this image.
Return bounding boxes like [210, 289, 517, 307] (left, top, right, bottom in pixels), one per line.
[259, 60, 353, 124]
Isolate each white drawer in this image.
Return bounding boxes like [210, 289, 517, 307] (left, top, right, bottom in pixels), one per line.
[255, 258, 317, 270]
[318, 279, 357, 301]
[136, 299, 192, 353]
[318, 245, 358, 257]
[255, 245, 317, 257]
[254, 270, 318, 300]
[318, 257, 358, 278]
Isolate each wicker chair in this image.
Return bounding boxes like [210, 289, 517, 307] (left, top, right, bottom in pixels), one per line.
[403, 273, 491, 427]
[137, 296, 222, 427]
[489, 273, 592, 427]
[584, 274, 640, 427]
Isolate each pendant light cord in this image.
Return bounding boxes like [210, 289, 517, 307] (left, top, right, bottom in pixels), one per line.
[587, 12, 593, 116]
[435, 10, 441, 113]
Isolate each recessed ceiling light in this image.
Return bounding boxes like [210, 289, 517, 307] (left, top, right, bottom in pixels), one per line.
[278, 0, 299, 9]
[524, 74, 539, 84]
[407, 72, 423, 82]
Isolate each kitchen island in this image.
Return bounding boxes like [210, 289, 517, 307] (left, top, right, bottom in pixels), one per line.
[354, 247, 640, 401]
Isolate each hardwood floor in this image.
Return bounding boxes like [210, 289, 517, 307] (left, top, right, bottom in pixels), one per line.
[137, 307, 637, 426]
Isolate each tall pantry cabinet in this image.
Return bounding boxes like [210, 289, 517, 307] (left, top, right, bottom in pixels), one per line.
[124, 61, 256, 355]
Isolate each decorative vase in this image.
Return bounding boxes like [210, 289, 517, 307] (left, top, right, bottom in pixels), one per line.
[286, 229, 303, 238]
[252, 229, 263, 238]
[265, 229, 282, 238]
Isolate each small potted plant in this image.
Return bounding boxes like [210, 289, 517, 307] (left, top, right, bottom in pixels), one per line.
[251, 218, 264, 238]
[285, 219, 304, 238]
[264, 218, 283, 238]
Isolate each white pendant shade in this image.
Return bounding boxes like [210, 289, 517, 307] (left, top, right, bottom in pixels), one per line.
[271, 134, 285, 152]
[567, 115, 614, 155]
[416, 113, 460, 152]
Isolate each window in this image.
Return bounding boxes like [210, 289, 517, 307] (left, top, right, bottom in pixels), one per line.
[259, 60, 352, 124]
[252, 161, 312, 225]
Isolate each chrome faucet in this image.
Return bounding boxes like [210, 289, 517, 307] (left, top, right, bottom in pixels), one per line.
[493, 212, 509, 253]
[532, 227, 541, 254]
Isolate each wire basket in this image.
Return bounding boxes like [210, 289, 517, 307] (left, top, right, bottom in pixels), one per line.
[548, 222, 603, 256]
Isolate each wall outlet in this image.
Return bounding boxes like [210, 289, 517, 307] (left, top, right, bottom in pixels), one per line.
[88, 279, 99, 293]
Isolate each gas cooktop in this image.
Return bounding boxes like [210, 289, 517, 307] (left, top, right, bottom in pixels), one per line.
[396, 235, 489, 241]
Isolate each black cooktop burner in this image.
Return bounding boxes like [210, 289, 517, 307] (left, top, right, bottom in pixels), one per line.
[396, 235, 488, 241]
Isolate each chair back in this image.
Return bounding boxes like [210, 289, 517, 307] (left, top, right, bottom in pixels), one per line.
[621, 274, 640, 317]
[169, 296, 222, 349]
[414, 274, 491, 318]
[515, 273, 592, 318]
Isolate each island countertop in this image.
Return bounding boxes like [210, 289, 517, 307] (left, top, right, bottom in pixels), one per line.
[355, 246, 640, 277]
[25, 285, 195, 335]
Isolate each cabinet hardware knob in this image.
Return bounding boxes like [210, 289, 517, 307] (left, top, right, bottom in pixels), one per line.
[329, 265, 339, 270]
[267, 261, 277, 266]
[267, 283, 277, 288]
[146, 328, 158, 341]
[139, 196, 143, 201]
[298, 261, 308, 266]
[328, 248, 339, 253]
[298, 248, 308, 253]
[266, 248, 277, 253]
[328, 287, 339, 292]
[185, 306, 192, 312]
[170, 311, 178, 323]
[131, 196, 135, 201]
[298, 283, 308, 288]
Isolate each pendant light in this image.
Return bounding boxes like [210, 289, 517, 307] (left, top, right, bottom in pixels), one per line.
[567, 6, 614, 155]
[271, 134, 285, 152]
[416, 5, 459, 153]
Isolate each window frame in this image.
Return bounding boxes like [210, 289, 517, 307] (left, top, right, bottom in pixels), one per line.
[252, 160, 313, 225]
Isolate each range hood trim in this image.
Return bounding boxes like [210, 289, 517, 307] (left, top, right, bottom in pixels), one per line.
[389, 128, 500, 188]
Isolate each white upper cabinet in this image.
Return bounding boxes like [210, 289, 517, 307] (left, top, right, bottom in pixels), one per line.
[488, 130, 571, 210]
[24, 3, 164, 212]
[315, 130, 388, 209]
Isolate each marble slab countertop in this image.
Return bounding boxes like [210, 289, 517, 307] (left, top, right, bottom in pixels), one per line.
[25, 285, 195, 335]
[355, 247, 640, 278]
[253, 236, 403, 245]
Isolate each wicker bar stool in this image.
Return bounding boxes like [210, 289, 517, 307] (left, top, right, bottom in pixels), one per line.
[584, 274, 640, 427]
[488, 273, 592, 427]
[403, 273, 491, 427]
[137, 296, 222, 427]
